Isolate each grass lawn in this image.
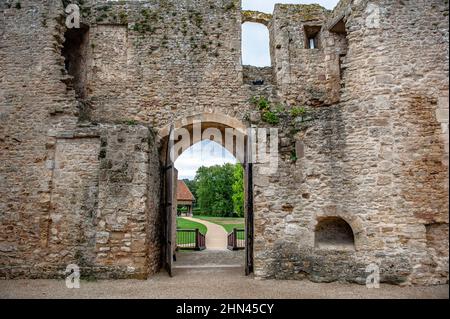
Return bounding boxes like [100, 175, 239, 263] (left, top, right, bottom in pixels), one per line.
[195, 216, 245, 239]
[176, 217, 207, 246]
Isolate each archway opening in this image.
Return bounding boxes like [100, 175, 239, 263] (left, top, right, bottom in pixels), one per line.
[173, 141, 246, 270]
[159, 115, 253, 276]
[315, 217, 355, 250]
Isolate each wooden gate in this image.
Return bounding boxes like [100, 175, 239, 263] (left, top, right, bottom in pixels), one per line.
[163, 125, 177, 277]
[245, 132, 254, 276]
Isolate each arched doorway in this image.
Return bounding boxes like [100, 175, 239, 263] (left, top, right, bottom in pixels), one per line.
[158, 113, 254, 277]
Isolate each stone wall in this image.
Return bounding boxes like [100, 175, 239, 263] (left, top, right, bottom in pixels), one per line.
[0, 0, 79, 278]
[95, 125, 160, 279]
[271, 4, 333, 106]
[252, 0, 449, 285]
[72, 0, 250, 127]
[0, 0, 448, 284]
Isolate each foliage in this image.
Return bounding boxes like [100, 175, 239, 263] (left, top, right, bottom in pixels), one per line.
[118, 11, 128, 24]
[290, 106, 308, 117]
[176, 217, 207, 235]
[177, 205, 188, 213]
[123, 119, 138, 126]
[196, 216, 244, 238]
[261, 110, 280, 125]
[250, 96, 270, 111]
[274, 104, 285, 114]
[249, 97, 284, 125]
[249, 95, 315, 135]
[290, 148, 298, 163]
[183, 178, 198, 202]
[193, 163, 244, 217]
[232, 164, 244, 217]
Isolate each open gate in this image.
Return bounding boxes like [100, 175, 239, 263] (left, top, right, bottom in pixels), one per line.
[163, 125, 177, 277]
[245, 131, 254, 275]
[163, 123, 254, 276]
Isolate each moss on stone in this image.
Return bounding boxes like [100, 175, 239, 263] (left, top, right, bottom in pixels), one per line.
[276, 3, 326, 21]
[242, 10, 272, 24]
[118, 10, 128, 24]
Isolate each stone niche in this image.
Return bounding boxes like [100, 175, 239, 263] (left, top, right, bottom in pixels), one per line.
[314, 217, 355, 250]
[61, 24, 90, 100]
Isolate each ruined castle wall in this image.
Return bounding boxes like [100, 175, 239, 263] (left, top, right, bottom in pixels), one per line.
[0, 1, 162, 278]
[95, 125, 160, 278]
[0, 0, 80, 278]
[337, 0, 449, 284]
[0, 0, 448, 284]
[47, 136, 100, 272]
[79, 0, 250, 127]
[271, 4, 341, 107]
[253, 0, 449, 285]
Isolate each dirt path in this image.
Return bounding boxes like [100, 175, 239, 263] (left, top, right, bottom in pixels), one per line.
[183, 217, 228, 250]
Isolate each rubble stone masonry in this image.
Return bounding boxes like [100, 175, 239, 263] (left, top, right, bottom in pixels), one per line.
[0, 0, 448, 284]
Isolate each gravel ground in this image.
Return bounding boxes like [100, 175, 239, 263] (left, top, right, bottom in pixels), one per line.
[0, 268, 448, 299]
[175, 250, 245, 267]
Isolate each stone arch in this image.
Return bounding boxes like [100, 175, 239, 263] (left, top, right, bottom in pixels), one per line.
[158, 113, 248, 163]
[159, 113, 254, 276]
[241, 11, 272, 27]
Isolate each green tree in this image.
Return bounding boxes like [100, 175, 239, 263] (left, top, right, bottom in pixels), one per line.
[194, 163, 243, 217]
[183, 179, 197, 204]
[232, 164, 244, 217]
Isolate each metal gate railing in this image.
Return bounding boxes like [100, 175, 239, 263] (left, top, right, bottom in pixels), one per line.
[176, 229, 206, 251]
[227, 228, 245, 250]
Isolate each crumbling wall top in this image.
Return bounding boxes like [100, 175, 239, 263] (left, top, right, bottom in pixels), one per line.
[242, 10, 272, 26]
[273, 3, 329, 22]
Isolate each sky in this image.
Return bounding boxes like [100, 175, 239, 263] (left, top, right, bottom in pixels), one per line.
[176, 0, 340, 179]
[175, 140, 237, 180]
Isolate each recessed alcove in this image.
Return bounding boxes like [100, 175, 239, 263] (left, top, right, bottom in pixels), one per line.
[315, 217, 355, 250]
[61, 24, 89, 100]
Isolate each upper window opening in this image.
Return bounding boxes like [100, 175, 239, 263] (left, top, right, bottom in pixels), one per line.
[329, 17, 347, 34]
[304, 25, 321, 49]
[242, 22, 271, 67]
[308, 37, 317, 49]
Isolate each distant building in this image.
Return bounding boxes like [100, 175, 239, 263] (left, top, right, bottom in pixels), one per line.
[176, 180, 195, 216]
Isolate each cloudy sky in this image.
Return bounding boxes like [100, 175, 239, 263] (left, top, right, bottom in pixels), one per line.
[175, 140, 237, 180]
[176, 0, 340, 179]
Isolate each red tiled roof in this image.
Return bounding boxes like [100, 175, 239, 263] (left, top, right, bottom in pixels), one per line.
[177, 180, 195, 202]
